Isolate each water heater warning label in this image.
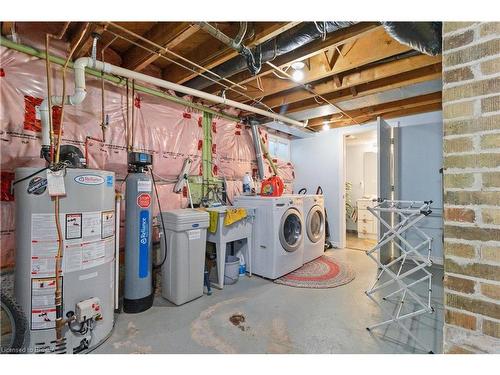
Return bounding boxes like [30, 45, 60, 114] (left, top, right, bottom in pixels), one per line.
[30, 211, 115, 275]
[65, 213, 82, 240]
[31, 277, 59, 330]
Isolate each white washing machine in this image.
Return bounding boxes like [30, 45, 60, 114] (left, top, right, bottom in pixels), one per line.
[233, 195, 305, 279]
[285, 194, 325, 263]
[302, 195, 325, 263]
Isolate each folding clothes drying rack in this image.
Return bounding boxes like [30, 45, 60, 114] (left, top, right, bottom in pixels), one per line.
[365, 199, 435, 353]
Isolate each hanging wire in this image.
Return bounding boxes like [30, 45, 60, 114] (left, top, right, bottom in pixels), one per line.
[103, 28, 278, 114]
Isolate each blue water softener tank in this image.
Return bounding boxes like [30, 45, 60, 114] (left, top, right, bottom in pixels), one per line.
[123, 152, 154, 313]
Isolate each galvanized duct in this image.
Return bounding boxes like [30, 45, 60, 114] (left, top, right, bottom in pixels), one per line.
[186, 22, 356, 90]
[187, 21, 442, 91]
[381, 22, 442, 57]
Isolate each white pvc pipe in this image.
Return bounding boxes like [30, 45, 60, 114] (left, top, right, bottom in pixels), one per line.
[41, 57, 92, 147]
[40, 57, 305, 147]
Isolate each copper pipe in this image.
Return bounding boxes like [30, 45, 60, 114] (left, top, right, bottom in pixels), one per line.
[104, 29, 276, 114]
[44, 34, 54, 161]
[52, 21, 90, 341]
[107, 22, 247, 91]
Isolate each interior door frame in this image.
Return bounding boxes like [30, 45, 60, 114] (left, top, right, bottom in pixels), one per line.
[339, 127, 379, 249]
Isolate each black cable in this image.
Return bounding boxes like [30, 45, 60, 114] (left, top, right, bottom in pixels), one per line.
[12, 166, 50, 186]
[150, 167, 168, 269]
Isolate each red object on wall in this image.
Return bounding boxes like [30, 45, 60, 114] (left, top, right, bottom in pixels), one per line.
[199, 164, 203, 176]
[23, 95, 43, 131]
[0, 172, 15, 201]
[183, 112, 192, 119]
[212, 121, 217, 133]
[23, 96, 62, 133]
[212, 165, 218, 176]
[182, 186, 188, 198]
[260, 176, 284, 197]
[197, 139, 203, 150]
[134, 96, 141, 108]
[211, 144, 216, 154]
[0, 68, 5, 77]
[198, 116, 203, 127]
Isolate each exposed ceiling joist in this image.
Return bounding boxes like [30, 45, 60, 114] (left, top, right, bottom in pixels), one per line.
[319, 101, 443, 129]
[281, 63, 442, 115]
[225, 27, 412, 103]
[121, 22, 198, 71]
[163, 22, 301, 84]
[72, 22, 107, 59]
[263, 54, 441, 109]
[204, 22, 381, 94]
[308, 91, 442, 128]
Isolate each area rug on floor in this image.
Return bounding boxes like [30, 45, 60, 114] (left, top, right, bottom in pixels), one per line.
[274, 255, 355, 288]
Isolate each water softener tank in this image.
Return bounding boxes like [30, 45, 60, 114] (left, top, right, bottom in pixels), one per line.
[14, 167, 116, 353]
[123, 152, 154, 313]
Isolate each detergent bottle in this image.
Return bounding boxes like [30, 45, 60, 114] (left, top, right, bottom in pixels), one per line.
[260, 175, 284, 197]
[242, 172, 254, 194]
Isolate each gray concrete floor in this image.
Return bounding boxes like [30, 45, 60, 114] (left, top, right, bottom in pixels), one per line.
[94, 248, 444, 354]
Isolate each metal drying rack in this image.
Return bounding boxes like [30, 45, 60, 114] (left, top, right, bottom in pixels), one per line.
[365, 199, 435, 353]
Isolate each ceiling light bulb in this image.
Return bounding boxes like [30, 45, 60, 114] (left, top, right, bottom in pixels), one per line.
[292, 69, 304, 82]
[291, 61, 306, 70]
[322, 124, 329, 131]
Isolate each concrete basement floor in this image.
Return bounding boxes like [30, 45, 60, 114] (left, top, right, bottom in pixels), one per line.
[94, 248, 444, 354]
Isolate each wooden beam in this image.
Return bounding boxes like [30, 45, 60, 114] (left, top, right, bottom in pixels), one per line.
[281, 63, 442, 115]
[203, 22, 380, 94]
[308, 92, 442, 128]
[317, 102, 443, 130]
[223, 27, 411, 102]
[1, 22, 14, 37]
[121, 22, 198, 71]
[262, 54, 441, 110]
[72, 23, 107, 59]
[163, 22, 301, 84]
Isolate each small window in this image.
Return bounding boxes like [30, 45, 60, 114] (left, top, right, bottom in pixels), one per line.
[268, 135, 290, 161]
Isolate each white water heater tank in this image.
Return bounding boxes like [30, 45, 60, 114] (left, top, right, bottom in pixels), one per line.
[14, 167, 116, 354]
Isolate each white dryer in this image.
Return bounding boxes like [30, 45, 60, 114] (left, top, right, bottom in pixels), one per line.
[233, 195, 305, 279]
[302, 195, 325, 263]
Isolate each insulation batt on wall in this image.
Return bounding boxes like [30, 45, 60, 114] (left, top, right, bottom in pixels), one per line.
[0, 46, 294, 269]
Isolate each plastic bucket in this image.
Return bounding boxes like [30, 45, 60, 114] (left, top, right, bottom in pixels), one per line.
[224, 256, 240, 285]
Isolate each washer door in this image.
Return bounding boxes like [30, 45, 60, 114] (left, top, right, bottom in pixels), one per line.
[279, 208, 303, 252]
[306, 205, 324, 243]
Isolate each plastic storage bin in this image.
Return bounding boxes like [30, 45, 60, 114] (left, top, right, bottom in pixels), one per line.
[159, 209, 209, 305]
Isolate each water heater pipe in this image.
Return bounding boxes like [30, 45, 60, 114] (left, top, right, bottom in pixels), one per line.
[114, 193, 121, 311]
[39, 57, 306, 150]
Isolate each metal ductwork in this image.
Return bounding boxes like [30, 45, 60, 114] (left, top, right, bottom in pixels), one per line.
[381, 22, 442, 57]
[187, 21, 442, 91]
[187, 22, 357, 90]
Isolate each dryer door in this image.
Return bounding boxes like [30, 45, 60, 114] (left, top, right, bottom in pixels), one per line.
[279, 208, 303, 252]
[306, 205, 324, 243]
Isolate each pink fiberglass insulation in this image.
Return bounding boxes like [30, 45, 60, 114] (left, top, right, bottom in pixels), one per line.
[0, 46, 294, 269]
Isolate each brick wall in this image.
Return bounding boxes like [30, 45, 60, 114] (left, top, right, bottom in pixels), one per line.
[442, 22, 500, 354]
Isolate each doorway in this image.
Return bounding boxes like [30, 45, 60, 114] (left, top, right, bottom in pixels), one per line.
[344, 130, 378, 251]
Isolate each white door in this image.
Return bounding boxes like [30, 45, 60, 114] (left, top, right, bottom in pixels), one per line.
[377, 117, 399, 263]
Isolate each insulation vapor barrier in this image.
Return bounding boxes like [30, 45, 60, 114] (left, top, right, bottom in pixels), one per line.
[0, 46, 295, 269]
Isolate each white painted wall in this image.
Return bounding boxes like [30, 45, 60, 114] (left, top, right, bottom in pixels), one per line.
[291, 110, 443, 261]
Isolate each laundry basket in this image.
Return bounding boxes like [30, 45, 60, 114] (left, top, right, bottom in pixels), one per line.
[224, 256, 240, 285]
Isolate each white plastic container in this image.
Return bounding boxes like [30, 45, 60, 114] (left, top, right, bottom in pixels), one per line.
[159, 209, 209, 305]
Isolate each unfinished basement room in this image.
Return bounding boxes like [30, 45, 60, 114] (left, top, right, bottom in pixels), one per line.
[1, 1, 499, 373]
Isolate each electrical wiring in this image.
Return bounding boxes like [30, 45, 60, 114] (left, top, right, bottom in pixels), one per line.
[104, 29, 278, 115]
[150, 167, 168, 270]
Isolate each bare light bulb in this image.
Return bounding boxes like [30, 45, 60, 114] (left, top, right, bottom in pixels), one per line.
[292, 69, 304, 82]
